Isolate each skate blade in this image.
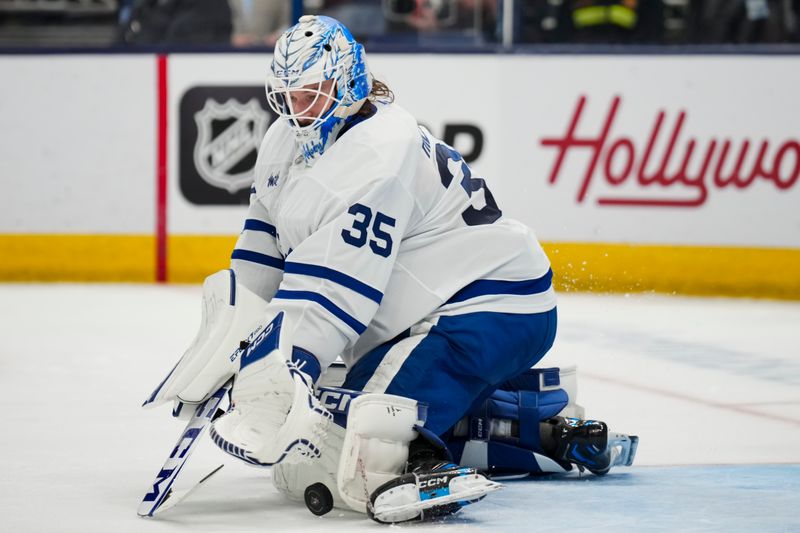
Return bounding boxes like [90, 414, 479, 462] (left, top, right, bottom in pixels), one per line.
[625, 435, 639, 467]
[372, 476, 502, 523]
[608, 433, 639, 468]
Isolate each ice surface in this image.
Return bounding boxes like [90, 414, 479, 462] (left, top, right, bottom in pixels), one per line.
[1, 284, 798, 531]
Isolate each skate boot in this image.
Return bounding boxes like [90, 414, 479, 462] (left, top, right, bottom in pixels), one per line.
[543, 417, 639, 475]
[368, 456, 502, 524]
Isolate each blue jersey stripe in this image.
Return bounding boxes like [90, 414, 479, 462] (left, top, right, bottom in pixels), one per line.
[242, 219, 277, 236]
[231, 249, 285, 270]
[284, 262, 383, 304]
[446, 269, 553, 305]
[273, 290, 367, 334]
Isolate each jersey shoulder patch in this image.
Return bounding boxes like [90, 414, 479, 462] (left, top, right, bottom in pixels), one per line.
[254, 120, 295, 198]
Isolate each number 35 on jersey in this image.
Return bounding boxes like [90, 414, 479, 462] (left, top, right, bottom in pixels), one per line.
[341, 203, 396, 258]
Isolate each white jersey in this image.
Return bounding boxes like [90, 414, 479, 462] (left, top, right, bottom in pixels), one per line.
[231, 102, 555, 370]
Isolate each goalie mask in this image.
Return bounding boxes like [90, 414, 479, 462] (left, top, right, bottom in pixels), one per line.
[266, 15, 372, 166]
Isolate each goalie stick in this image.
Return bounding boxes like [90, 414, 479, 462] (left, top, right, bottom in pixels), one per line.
[138, 381, 231, 517]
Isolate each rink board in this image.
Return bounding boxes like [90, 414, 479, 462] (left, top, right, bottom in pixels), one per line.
[1, 53, 799, 297]
[3, 233, 798, 299]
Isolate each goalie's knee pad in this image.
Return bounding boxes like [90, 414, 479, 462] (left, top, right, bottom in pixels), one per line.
[447, 366, 584, 476]
[501, 365, 584, 418]
[143, 269, 269, 409]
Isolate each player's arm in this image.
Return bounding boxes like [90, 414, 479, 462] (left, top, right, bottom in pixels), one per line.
[230, 119, 291, 302]
[264, 173, 417, 376]
[229, 188, 284, 302]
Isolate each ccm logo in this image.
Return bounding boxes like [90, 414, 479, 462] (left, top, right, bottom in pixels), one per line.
[233, 320, 276, 362]
[419, 477, 448, 489]
[318, 390, 354, 412]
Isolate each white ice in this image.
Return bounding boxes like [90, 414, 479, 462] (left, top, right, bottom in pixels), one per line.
[1, 284, 799, 532]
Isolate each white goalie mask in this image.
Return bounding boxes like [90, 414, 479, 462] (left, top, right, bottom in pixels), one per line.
[266, 15, 372, 165]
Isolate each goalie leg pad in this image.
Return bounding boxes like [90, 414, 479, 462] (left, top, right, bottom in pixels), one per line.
[447, 364, 639, 476]
[447, 366, 586, 476]
[337, 394, 424, 513]
[271, 390, 423, 514]
[498, 365, 584, 418]
[272, 388, 504, 520]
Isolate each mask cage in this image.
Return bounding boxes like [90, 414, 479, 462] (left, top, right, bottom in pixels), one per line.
[266, 65, 344, 131]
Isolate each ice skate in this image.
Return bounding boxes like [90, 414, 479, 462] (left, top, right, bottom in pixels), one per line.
[368, 458, 501, 524]
[544, 417, 639, 475]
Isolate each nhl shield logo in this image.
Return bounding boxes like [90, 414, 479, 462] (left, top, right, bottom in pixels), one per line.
[193, 98, 269, 193]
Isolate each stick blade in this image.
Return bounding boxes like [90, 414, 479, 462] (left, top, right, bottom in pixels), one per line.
[150, 464, 225, 516]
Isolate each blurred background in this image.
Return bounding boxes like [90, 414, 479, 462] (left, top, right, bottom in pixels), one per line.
[0, 0, 799, 48]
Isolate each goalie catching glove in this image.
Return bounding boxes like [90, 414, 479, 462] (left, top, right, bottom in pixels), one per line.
[143, 269, 269, 409]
